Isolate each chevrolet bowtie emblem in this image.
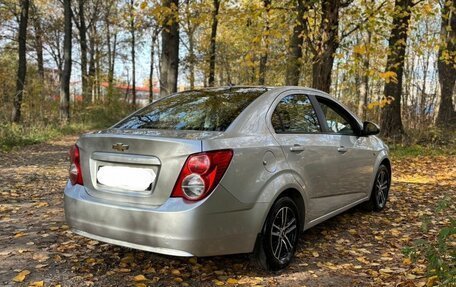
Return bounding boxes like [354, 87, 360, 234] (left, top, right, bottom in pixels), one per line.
[112, 143, 129, 152]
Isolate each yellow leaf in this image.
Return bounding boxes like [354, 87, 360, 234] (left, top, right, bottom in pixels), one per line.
[174, 277, 183, 283]
[312, 251, 319, 257]
[140, 1, 147, 10]
[86, 258, 96, 264]
[379, 267, 394, 274]
[379, 71, 398, 83]
[426, 275, 438, 287]
[403, 258, 412, 265]
[227, 278, 238, 284]
[133, 275, 147, 282]
[356, 256, 369, 264]
[13, 270, 30, 282]
[353, 45, 366, 55]
[171, 269, 181, 276]
[406, 274, 417, 280]
[118, 268, 131, 273]
[33, 202, 48, 208]
[15, 232, 26, 238]
[30, 281, 44, 287]
[134, 284, 146, 287]
[213, 280, 224, 286]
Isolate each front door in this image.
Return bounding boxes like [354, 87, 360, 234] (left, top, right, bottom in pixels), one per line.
[314, 97, 375, 207]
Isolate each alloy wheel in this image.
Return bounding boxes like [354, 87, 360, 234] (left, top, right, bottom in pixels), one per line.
[376, 169, 389, 208]
[270, 206, 298, 262]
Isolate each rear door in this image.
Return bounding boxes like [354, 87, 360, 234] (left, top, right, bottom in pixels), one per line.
[268, 91, 343, 221]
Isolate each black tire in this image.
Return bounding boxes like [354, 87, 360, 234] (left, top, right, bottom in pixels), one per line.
[251, 196, 300, 271]
[364, 164, 390, 211]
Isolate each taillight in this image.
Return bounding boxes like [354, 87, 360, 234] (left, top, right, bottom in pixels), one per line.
[69, 144, 83, 185]
[171, 149, 233, 201]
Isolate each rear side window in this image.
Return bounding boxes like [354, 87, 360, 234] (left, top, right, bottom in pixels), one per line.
[271, 94, 321, 133]
[115, 87, 267, 131]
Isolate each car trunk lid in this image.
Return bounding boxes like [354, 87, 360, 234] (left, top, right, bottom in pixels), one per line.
[76, 129, 221, 206]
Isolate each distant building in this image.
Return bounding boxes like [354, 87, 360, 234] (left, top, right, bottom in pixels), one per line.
[100, 82, 160, 106]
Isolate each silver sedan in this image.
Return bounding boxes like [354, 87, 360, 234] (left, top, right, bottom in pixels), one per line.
[64, 86, 391, 270]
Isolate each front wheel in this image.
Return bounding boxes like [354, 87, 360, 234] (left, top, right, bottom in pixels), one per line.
[365, 164, 390, 211]
[252, 196, 300, 271]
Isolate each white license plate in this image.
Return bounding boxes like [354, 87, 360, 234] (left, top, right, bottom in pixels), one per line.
[97, 166, 156, 191]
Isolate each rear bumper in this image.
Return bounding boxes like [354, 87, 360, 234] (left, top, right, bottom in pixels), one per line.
[64, 182, 268, 257]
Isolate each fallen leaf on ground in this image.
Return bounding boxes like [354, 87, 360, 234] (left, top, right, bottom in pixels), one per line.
[133, 275, 147, 282]
[13, 270, 30, 282]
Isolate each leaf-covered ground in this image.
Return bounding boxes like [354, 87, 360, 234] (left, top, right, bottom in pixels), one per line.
[0, 136, 454, 287]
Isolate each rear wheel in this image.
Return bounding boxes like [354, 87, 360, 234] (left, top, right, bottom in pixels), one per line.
[252, 196, 300, 270]
[364, 164, 390, 211]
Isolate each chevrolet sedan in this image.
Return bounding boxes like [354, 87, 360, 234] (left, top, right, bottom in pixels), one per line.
[64, 86, 391, 270]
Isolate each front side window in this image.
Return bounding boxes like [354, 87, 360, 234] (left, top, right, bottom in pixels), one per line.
[318, 100, 356, 135]
[271, 94, 321, 133]
[115, 87, 268, 131]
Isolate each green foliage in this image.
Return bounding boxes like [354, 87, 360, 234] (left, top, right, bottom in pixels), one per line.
[72, 100, 135, 130]
[0, 123, 78, 151]
[389, 127, 456, 157]
[0, 100, 135, 152]
[389, 145, 456, 157]
[403, 198, 456, 286]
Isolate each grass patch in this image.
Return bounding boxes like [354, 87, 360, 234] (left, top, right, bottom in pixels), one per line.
[389, 144, 456, 158]
[0, 101, 135, 152]
[0, 123, 93, 151]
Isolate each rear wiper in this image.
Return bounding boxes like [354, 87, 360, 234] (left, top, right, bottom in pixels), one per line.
[132, 114, 154, 123]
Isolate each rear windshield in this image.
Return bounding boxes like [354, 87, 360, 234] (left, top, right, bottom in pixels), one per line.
[114, 87, 268, 131]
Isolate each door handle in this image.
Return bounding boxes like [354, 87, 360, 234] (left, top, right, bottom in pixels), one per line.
[337, 146, 348, 153]
[290, 144, 305, 152]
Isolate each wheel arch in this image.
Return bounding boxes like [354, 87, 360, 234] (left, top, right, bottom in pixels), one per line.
[367, 153, 391, 199]
[258, 184, 307, 235]
[380, 157, 392, 180]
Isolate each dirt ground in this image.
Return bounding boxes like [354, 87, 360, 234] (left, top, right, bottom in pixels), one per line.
[0, 135, 454, 287]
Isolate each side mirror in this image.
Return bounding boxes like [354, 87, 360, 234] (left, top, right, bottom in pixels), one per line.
[362, 121, 380, 136]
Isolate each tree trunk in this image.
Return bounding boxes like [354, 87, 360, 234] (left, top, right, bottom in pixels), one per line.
[31, 4, 44, 81]
[436, 0, 456, 129]
[107, 27, 117, 100]
[188, 34, 195, 89]
[208, 0, 220, 87]
[11, 0, 30, 123]
[60, 0, 72, 123]
[77, 0, 90, 106]
[88, 26, 96, 103]
[258, 0, 271, 85]
[379, 0, 412, 140]
[160, 0, 179, 98]
[310, 0, 342, 93]
[357, 32, 371, 119]
[311, 50, 336, 93]
[149, 32, 157, 102]
[285, 0, 306, 86]
[130, 0, 136, 106]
